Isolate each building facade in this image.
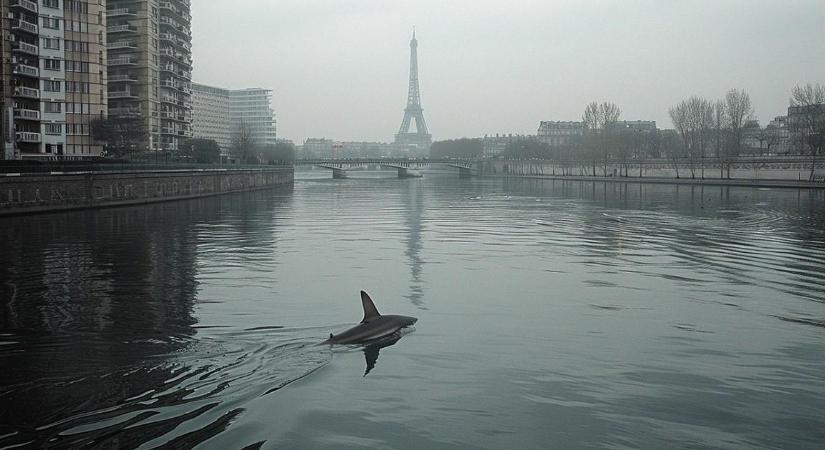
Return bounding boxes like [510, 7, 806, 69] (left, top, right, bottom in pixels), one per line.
[191, 82, 231, 151]
[482, 133, 535, 158]
[191, 83, 276, 153]
[106, 0, 192, 153]
[607, 120, 657, 133]
[537, 121, 584, 147]
[1, 0, 106, 159]
[230, 88, 276, 147]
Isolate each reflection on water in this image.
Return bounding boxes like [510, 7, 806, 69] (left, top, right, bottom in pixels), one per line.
[1, 174, 824, 448]
[403, 180, 425, 306]
[362, 334, 402, 377]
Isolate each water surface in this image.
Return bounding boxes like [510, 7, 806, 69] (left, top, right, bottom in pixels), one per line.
[1, 171, 824, 448]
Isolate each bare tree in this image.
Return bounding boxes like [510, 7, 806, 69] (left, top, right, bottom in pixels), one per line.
[669, 102, 689, 178]
[789, 83, 825, 180]
[231, 120, 257, 163]
[670, 97, 711, 178]
[582, 102, 600, 176]
[712, 100, 728, 178]
[582, 101, 622, 176]
[721, 88, 754, 178]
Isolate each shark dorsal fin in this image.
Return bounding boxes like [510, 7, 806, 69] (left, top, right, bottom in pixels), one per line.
[360, 291, 381, 323]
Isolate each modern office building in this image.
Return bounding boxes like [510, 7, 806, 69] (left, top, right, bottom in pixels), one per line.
[1, 0, 107, 159]
[191, 83, 277, 153]
[230, 88, 276, 147]
[191, 82, 231, 151]
[106, 0, 192, 153]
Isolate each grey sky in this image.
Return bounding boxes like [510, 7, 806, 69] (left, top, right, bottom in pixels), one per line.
[192, 0, 824, 144]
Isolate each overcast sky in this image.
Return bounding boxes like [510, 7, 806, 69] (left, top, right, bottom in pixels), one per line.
[192, 0, 824, 144]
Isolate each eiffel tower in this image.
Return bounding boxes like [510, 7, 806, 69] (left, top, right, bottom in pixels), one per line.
[394, 29, 432, 149]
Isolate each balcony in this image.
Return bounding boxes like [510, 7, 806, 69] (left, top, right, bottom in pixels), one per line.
[108, 74, 139, 82]
[13, 109, 40, 121]
[109, 107, 142, 116]
[12, 19, 38, 34]
[107, 24, 137, 33]
[12, 63, 39, 78]
[13, 86, 40, 98]
[109, 40, 137, 50]
[106, 8, 136, 17]
[12, 41, 39, 56]
[108, 90, 140, 99]
[108, 57, 138, 66]
[10, 0, 38, 14]
[16, 132, 41, 143]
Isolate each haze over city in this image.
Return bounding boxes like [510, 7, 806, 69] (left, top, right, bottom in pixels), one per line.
[192, 0, 824, 143]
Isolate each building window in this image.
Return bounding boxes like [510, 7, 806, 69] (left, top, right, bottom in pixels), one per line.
[42, 38, 60, 50]
[42, 0, 59, 9]
[66, 81, 89, 93]
[44, 102, 62, 113]
[45, 123, 63, 135]
[65, 40, 89, 53]
[66, 60, 89, 72]
[42, 17, 60, 30]
[43, 59, 61, 71]
[65, 1, 87, 13]
[43, 80, 62, 92]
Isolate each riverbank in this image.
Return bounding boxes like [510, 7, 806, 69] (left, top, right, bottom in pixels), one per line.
[489, 173, 825, 190]
[0, 166, 293, 216]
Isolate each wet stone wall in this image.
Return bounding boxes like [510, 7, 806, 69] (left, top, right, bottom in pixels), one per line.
[0, 167, 293, 216]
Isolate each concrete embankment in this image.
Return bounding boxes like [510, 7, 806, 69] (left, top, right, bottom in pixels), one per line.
[0, 167, 293, 216]
[475, 158, 825, 189]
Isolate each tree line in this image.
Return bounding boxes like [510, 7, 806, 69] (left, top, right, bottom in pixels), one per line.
[493, 83, 825, 181]
[90, 118, 295, 165]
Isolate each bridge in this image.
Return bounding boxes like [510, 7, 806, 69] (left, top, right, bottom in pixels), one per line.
[296, 158, 477, 179]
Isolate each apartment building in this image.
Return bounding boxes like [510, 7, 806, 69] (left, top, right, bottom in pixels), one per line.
[537, 121, 584, 147]
[106, 0, 192, 153]
[1, 0, 106, 159]
[191, 83, 277, 153]
[482, 133, 534, 157]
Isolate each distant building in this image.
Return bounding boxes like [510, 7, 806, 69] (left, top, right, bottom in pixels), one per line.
[300, 138, 398, 159]
[607, 120, 657, 133]
[482, 133, 535, 157]
[191, 83, 231, 152]
[537, 121, 584, 147]
[787, 105, 825, 154]
[766, 115, 791, 154]
[191, 84, 277, 155]
[302, 138, 335, 159]
[741, 119, 763, 153]
[231, 88, 277, 147]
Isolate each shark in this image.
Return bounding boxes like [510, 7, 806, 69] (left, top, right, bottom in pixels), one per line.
[323, 291, 418, 346]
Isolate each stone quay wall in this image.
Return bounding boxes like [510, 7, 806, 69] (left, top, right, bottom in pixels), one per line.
[0, 167, 293, 216]
[478, 157, 825, 183]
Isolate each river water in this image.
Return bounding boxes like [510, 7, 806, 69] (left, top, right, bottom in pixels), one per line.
[1, 169, 824, 449]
